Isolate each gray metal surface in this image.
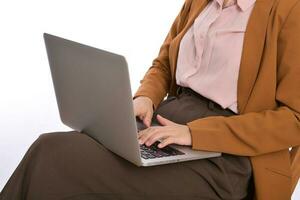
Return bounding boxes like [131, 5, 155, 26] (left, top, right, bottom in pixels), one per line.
[44, 33, 142, 166]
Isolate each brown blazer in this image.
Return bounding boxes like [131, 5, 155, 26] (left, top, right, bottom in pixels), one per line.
[133, 0, 300, 199]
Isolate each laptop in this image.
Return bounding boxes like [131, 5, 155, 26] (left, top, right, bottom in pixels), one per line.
[43, 33, 221, 167]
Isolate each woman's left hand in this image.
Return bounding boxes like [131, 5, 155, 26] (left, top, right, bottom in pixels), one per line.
[138, 114, 192, 148]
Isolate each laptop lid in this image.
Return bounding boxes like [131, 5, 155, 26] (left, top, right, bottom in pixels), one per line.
[44, 33, 142, 166]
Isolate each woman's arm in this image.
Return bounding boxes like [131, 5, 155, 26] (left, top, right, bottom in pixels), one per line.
[133, 1, 191, 109]
[188, 1, 300, 156]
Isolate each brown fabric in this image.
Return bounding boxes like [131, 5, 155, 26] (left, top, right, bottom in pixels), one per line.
[133, 0, 300, 199]
[0, 90, 253, 200]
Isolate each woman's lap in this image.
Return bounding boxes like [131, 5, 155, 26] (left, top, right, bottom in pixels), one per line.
[1, 91, 253, 200]
[1, 131, 252, 200]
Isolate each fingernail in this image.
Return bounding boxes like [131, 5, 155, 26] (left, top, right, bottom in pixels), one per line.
[138, 139, 143, 144]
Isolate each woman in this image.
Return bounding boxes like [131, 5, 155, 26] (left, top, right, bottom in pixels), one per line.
[1, 0, 300, 199]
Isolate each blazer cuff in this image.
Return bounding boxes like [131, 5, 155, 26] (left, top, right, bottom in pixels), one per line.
[187, 117, 226, 153]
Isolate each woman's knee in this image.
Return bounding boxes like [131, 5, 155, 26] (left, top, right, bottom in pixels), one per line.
[34, 131, 84, 152]
[32, 131, 116, 169]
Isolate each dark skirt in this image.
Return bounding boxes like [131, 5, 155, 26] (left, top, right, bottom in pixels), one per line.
[0, 87, 254, 200]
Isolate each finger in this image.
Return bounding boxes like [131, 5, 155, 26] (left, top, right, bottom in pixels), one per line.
[138, 127, 157, 145]
[156, 114, 176, 126]
[145, 130, 171, 146]
[133, 108, 144, 121]
[137, 130, 150, 139]
[137, 129, 147, 139]
[133, 105, 141, 117]
[139, 115, 144, 121]
[133, 104, 146, 121]
[143, 111, 152, 127]
[138, 126, 157, 140]
[158, 137, 175, 148]
[137, 131, 142, 138]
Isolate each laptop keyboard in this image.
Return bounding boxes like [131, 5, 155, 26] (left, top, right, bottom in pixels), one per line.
[140, 141, 185, 159]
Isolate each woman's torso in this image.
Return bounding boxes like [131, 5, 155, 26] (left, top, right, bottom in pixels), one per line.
[176, 0, 256, 113]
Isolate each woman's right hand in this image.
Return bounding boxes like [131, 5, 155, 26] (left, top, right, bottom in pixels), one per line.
[133, 96, 154, 128]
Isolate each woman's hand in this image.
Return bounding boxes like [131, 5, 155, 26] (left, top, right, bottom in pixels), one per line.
[138, 114, 192, 148]
[133, 96, 154, 127]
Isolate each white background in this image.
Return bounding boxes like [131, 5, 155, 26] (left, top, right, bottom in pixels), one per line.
[0, 0, 298, 198]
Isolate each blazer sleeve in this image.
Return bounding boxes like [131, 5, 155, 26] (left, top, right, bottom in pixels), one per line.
[187, 1, 300, 156]
[133, 1, 191, 109]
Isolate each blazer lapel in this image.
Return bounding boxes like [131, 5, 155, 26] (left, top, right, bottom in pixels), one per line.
[237, 0, 275, 114]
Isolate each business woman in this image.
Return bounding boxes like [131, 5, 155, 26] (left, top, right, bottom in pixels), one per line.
[1, 0, 300, 199]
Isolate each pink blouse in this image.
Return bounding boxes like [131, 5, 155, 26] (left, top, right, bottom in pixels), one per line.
[176, 0, 256, 113]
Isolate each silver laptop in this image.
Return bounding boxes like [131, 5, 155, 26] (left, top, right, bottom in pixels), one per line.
[44, 33, 221, 167]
